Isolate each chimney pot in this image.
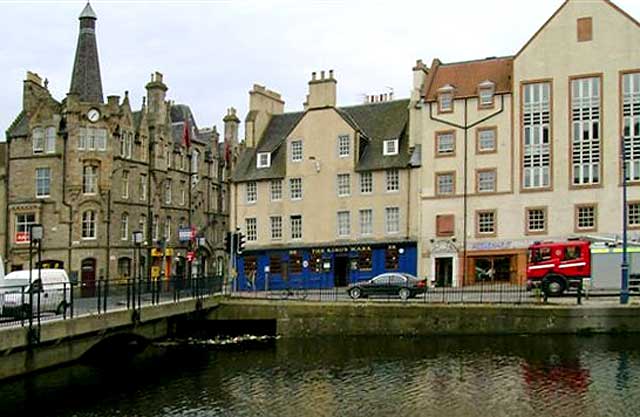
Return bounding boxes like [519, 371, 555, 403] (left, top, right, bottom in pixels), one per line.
[321, 70, 325, 80]
[312, 72, 316, 81]
[329, 69, 334, 79]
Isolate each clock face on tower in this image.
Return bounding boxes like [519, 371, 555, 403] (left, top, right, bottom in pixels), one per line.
[87, 108, 101, 123]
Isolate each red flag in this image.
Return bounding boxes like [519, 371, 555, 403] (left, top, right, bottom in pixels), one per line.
[182, 119, 191, 150]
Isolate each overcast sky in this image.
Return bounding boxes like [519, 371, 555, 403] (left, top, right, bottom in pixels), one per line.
[1, 0, 639, 139]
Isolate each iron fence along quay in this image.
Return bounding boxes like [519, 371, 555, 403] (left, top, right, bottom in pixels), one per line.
[0, 275, 224, 329]
[230, 278, 638, 305]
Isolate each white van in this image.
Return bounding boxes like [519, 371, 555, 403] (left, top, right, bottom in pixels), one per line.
[1, 269, 71, 318]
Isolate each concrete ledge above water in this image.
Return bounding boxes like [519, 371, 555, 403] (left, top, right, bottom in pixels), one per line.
[210, 300, 640, 337]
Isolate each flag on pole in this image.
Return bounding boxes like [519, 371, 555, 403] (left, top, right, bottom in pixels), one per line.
[182, 118, 191, 150]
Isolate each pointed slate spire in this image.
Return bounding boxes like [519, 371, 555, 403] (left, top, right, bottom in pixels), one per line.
[69, 2, 103, 103]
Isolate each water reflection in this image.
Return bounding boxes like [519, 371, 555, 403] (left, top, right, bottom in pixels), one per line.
[1, 335, 639, 417]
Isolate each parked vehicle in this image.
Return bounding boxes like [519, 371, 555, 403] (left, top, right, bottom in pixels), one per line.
[0, 269, 72, 318]
[526, 239, 640, 296]
[347, 273, 427, 300]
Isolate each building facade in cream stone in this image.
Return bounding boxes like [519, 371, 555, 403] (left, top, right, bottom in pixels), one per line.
[230, 72, 421, 290]
[411, 0, 640, 287]
[3, 4, 230, 290]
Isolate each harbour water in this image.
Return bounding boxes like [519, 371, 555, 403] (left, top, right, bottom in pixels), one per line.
[1, 334, 639, 417]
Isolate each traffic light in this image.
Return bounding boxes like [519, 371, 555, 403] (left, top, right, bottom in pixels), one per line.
[236, 232, 246, 255]
[224, 231, 232, 253]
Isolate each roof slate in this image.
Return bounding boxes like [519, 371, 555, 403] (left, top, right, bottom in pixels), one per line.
[233, 99, 413, 182]
[424, 57, 513, 101]
[6, 111, 29, 139]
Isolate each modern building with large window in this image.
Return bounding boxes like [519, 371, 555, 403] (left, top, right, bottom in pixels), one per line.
[230, 72, 421, 290]
[2, 4, 230, 289]
[411, 0, 640, 287]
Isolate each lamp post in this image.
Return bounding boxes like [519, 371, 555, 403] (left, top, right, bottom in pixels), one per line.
[28, 224, 44, 344]
[132, 230, 143, 317]
[621, 136, 630, 305]
[197, 236, 206, 298]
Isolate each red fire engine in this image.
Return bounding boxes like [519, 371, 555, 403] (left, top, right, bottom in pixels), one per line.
[526, 239, 640, 296]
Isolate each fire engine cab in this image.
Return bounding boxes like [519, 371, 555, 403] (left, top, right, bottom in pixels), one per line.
[527, 239, 640, 296]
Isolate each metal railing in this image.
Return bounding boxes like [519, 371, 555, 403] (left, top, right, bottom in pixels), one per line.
[229, 278, 638, 305]
[0, 275, 224, 330]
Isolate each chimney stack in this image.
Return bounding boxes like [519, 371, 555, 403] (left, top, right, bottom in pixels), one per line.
[307, 69, 337, 109]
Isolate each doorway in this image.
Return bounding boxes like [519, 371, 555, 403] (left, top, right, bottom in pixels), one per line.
[81, 258, 97, 297]
[334, 256, 349, 287]
[435, 257, 453, 288]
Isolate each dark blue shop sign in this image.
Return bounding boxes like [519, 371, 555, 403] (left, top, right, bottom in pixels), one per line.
[310, 245, 376, 255]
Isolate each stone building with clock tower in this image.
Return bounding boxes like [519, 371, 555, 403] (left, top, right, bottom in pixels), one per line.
[3, 3, 232, 288]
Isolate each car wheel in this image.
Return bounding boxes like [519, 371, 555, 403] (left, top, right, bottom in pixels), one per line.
[349, 287, 362, 300]
[542, 275, 566, 297]
[399, 288, 410, 301]
[56, 301, 68, 315]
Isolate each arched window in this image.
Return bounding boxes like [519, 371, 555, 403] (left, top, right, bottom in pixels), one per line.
[82, 210, 97, 239]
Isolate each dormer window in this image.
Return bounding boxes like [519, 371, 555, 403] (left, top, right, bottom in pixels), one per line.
[257, 152, 271, 169]
[478, 80, 495, 108]
[383, 138, 399, 156]
[437, 84, 455, 113]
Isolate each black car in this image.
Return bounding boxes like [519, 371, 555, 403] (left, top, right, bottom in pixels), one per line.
[347, 273, 427, 300]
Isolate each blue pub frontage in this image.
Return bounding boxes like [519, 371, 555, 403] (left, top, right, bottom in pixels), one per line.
[236, 241, 418, 291]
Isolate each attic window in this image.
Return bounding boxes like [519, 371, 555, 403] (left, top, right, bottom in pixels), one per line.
[577, 17, 593, 42]
[437, 85, 455, 113]
[383, 139, 399, 156]
[478, 80, 495, 108]
[257, 152, 271, 169]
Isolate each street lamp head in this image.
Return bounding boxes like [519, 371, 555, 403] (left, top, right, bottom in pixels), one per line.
[132, 230, 144, 245]
[30, 224, 44, 241]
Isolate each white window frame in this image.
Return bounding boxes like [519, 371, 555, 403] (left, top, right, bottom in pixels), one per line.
[360, 172, 373, 194]
[386, 169, 399, 192]
[478, 128, 496, 152]
[83, 165, 98, 195]
[15, 213, 36, 243]
[45, 127, 56, 153]
[122, 171, 129, 199]
[629, 203, 640, 227]
[337, 173, 351, 197]
[439, 92, 453, 112]
[270, 179, 282, 201]
[477, 170, 496, 193]
[78, 128, 87, 150]
[523, 82, 551, 189]
[290, 215, 302, 240]
[257, 152, 271, 168]
[527, 208, 546, 233]
[180, 181, 186, 205]
[35, 167, 51, 198]
[572, 77, 601, 185]
[246, 181, 257, 204]
[140, 174, 147, 201]
[164, 179, 172, 204]
[290, 178, 302, 201]
[359, 209, 373, 236]
[270, 216, 282, 241]
[246, 218, 257, 241]
[479, 88, 494, 106]
[383, 139, 399, 156]
[121, 213, 129, 241]
[82, 210, 97, 240]
[477, 211, 496, 235]
[337, 211, 350, 237]
[623, 73, 640, 181]
[437, 173, 455, 195]
[291, 140, 303, 162]
[32, 128, 44, 154]
[385, 207, 400, 235]
[338, 135, 350, 158]
[437, 132, 455, 155]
